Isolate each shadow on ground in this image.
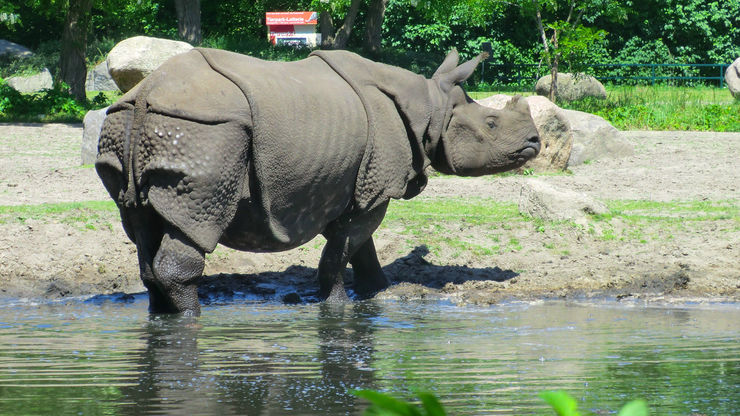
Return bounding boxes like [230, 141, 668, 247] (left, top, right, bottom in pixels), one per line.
[194, 245, 518, 305]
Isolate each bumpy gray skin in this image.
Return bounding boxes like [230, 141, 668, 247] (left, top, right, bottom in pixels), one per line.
[96, 48, 540, 315]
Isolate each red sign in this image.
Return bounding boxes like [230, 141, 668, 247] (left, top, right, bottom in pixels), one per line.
[265, 12, 318, 26]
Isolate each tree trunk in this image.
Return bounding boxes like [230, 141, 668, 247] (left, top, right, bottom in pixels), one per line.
[174, 0, 201, 45]
[332, 0, 362, 49]
[59, 0, 93, 102]
[364, 0, 388, 57]
[319, 11, 335, 50]
[549, 31, 560, 102]
[549, 55, 559, 102]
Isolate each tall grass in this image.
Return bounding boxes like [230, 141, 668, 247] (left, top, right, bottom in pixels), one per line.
[563, 85, 740, 131]
[472, 85, 739, 132]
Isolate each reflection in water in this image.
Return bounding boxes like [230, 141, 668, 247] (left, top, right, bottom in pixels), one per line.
[116, 302, 381, 415]
[0, 299, 737, 415]
[120, 315, 219, 415]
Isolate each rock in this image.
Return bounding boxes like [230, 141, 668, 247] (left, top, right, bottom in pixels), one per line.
[6, 68, 53, 93]
[725, 57, 740, 100]
[535, 72, 607, 102]
[85, 60, 119, 92]
[0, 39, 33, 58]
[478, 94, 573, 172]
[518, 178, 608, 224]
[106, 36, 193, 92]
[561, 109, 633, 166]
[81, 107, 109, 165]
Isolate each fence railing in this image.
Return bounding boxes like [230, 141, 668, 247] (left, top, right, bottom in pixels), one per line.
[478, 62, 732, 88]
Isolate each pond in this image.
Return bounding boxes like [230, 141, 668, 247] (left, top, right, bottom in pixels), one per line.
[0, 297, 737, 415]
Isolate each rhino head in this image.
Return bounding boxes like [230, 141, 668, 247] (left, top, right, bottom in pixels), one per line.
[428, 50, 540, 176]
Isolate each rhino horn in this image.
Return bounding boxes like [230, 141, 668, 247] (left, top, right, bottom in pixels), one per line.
[436, 52, 487, 93]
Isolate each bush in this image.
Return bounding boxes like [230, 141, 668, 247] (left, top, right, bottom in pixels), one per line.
[0, 77, 114, 123]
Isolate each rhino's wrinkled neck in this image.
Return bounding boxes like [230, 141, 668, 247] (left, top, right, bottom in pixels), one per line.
[371, 63, 439, 171]
[424, 80, 454, 173]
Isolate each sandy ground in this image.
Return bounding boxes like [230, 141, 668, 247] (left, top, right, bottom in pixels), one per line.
[0, 123, 738, 305]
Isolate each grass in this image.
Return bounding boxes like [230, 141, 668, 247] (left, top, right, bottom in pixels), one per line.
[1, 196, 735, 255]
[382, 198, 523, 257]
[602, 199, 740, 222]
[0, 201, 118, 230]
[472, 84, 740, 132]
[381, 197, 739, 259]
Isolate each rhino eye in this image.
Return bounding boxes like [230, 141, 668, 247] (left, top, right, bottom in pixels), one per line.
[487, 119, 496, 129]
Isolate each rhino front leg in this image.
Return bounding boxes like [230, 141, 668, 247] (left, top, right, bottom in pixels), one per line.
[318, 202, 389, 302]
[350, 237, 390, 297]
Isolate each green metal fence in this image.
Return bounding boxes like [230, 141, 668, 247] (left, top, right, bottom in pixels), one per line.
[479, 62, 732, 88]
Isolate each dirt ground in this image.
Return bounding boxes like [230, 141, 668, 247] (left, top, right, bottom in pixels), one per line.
[0, 123, 738, 305]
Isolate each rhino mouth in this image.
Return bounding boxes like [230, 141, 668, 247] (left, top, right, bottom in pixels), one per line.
[515, 145, 539, 163]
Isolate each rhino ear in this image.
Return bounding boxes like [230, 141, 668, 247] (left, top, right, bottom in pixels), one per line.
[437, 53, 487, 92]
[432, 48, 460, 79]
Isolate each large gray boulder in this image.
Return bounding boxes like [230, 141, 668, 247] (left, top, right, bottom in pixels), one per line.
[82, 107, 108, 165]
[478, 94, 573, 172]
[519, 178, 608, 225]
[535, 72, 607, 102]
[0, 39, 32, 58]
[106, 36, 193, 92]
[726, 57, 740, 100]
[6, 68, 53, 93]
[561, 109, 634, 166]
[85, 60, 119, 92]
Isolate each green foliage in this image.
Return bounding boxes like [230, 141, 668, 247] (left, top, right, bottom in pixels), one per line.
[0, 40, 59, 79]
[355, 390, 447, 416]
[553, 23, 607, 73]
[562, 85, 740, 131]
[356, 390, 649, 416]
[201, 35, 312, 62]
[541, 391, 580, 416]
[92, 0, 177, 40]
[0, 76, 115, 122]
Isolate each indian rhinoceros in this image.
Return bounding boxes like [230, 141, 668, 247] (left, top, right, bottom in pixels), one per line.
[95, 47, 540, 315]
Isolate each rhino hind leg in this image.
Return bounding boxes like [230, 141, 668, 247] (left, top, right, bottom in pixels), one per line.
[318, 202, 389, 302]
[130, 209, 204, 315]
[149, 226, 204, 315]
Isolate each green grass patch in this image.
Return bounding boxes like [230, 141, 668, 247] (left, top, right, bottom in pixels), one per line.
[383, 198, 524, 256]
[472, 85, 740, 132]
[0, 201, 118, 230]
[385, 198, 522, 226]
[0, 77, 119, 123]
[562, 85, 740, 132]
[603, 199, 740, 222]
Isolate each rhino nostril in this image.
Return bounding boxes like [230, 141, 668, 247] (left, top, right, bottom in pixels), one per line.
[528, 135, 540, 145]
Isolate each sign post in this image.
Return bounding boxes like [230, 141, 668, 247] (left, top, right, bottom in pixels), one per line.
[265, 12, 320, 47]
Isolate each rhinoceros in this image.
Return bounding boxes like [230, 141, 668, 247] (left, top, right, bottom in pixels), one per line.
[96, 47, 540, 315]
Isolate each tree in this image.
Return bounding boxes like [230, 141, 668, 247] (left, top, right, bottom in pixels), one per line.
[315, 0, 363, 50]
[59, 0, 93, 101]
[364, 0, 389, 56]
[516, 0, 624, 101]
[174, 0, 201, 45]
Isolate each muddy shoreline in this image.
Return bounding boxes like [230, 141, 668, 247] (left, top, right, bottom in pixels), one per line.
[0, 124, 738, 305]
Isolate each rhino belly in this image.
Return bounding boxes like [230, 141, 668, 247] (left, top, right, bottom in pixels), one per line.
[218, 194, 336, 253]
[218, 147, 360, 253]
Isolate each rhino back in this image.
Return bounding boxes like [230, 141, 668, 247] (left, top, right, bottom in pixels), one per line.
[196, 48, 368, 250]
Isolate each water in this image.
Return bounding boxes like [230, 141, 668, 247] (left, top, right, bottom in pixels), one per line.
[0, 297, 737, 415]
